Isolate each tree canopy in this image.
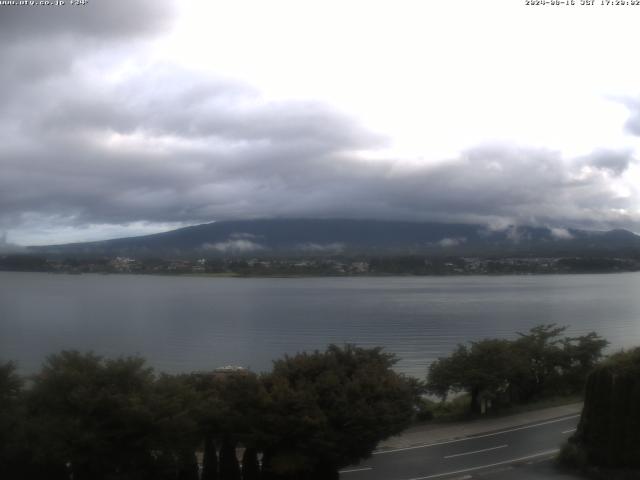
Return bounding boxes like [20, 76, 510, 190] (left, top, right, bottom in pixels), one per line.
[427, 325, 608, 414]
[569, 347, 640, 470]
[0, 345, 416, 480]
[261, 345, 416, 478]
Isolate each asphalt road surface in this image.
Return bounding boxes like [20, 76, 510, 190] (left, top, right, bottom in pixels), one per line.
[340, 414, 580, 480]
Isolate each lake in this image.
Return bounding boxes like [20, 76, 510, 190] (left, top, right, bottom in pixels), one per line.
[1, 272, 639, 378]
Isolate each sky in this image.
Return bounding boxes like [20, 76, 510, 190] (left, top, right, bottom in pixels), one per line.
[1, 0, 640, 246]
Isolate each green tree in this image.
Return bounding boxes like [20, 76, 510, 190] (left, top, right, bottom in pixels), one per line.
[189, 371, 266, 480]
[188, 373, 224, 480]
[201, 434, 219, 480]
[27, 351, 157, 480]
[427, 325, 609, 414]
[560, 332, 609, 393]
[424, 345, 466, 401]
[512, 325, 607, 399]
[241, 447, 260, 480]
[150, 373, 201, 479]
[427, 339, 520, 414]
[512, 324, 568, 400]
[0, 362, 31, 479]
[567, 347, 640, 470]
[176, 450, 199, 480]
[261, 344, 416, 479]
[219, 437, 241, 480]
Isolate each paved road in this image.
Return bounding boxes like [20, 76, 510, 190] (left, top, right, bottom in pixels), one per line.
[340, 414, 580, 480]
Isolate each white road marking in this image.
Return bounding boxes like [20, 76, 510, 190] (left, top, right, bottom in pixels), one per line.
[339, 466, 373, 474]
[443, 444, 508, 459]
[404, 449, 560, 480]
[373, 415, 579, 455]
[562, 428, 577, 434]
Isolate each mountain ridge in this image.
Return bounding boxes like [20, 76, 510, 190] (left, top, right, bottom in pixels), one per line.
[26, 218, 640, 258]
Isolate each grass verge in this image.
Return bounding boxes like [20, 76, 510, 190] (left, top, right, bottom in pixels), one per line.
[414, 393, 583, 425]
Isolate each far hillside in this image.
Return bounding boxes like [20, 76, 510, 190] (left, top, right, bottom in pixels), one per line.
[27, 218, 640, 258]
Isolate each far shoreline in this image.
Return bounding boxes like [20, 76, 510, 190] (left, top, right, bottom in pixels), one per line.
[1, 269, 640, 279]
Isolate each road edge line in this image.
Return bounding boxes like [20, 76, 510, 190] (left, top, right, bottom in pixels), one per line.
[374, 414, 579, 455]
[405, 449, 560, 480]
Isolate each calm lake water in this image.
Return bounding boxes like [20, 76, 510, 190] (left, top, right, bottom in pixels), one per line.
[1, 271, 640, 378]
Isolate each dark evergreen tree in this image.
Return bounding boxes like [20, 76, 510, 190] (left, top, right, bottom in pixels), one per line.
[241, 447, 260, 480]
[259, 450, 276, 480]
[26, 352, 157, 480]
[150, 373, 201, 480]
[177, 450, 199, 480]
[201, 434, 219, 480]
[261, 344, 416, 478]
[219, 437, 241, 480]
[0, 362, 27, 479]
[153, 450, 178, 480]
[570, 347, 640, 469]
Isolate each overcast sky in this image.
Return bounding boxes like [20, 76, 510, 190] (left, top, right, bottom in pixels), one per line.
[1, 0, 640, 246]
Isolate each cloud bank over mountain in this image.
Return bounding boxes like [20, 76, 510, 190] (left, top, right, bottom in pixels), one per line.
[2, 0, 640, 245]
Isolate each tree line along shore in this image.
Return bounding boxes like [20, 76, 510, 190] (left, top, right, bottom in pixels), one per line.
[2, 253, 640, 276]
[0, 326, 637, 479]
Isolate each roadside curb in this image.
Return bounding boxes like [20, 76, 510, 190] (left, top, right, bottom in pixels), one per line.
[376, 403, 583, 452]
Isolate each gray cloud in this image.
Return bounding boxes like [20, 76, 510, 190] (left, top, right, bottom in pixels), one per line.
[203, 239, 265, 254]
[579, 149, 635, 175]
[0, 231, 25, 253]
[6, 104, 638, 242]
[549, 228, 574, 240]
[297, 243, 346, 253]
[0, 0, 176, 107]
[438, 237, 467, 248]
[624, 98, 640, 136]
[0, 0, 175, 41]
[1, 0, 640, 244]
[0, 62, 384, 231]
[3, 68, 640, 242]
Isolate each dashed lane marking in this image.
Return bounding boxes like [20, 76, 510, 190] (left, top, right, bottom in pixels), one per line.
[444, 444, 508, 459]
[403, 449, 560, 480]
[340, 466, 373, 474]
[373, 415, 579, 455]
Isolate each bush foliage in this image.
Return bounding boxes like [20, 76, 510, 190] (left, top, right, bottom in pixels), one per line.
[568, 347, 640, 471]
[0, 345, 417, 480]
[426, 324, 608, 414]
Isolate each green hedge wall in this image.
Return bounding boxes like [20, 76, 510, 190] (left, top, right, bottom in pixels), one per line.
[574, 348, 640, 468]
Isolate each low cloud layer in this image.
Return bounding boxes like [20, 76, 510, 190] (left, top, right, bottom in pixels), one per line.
[297, 243, 346, 253]
[203, 239, 265, 254]
[623, 98, 640, 137]
[2, 1, 640, 245]
[438, 237, 467, 248]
